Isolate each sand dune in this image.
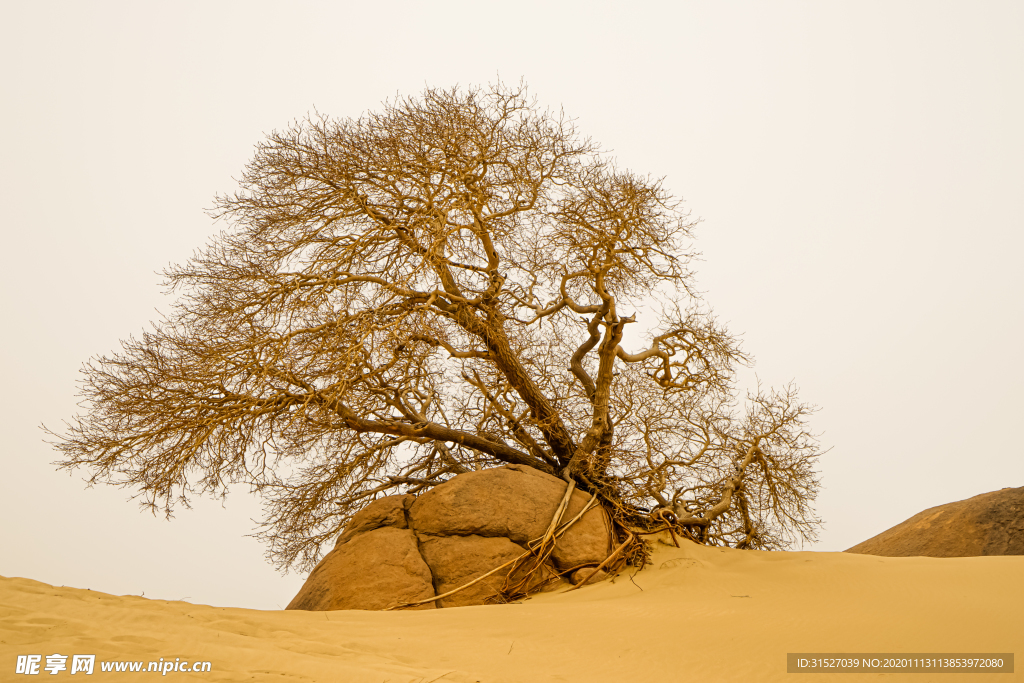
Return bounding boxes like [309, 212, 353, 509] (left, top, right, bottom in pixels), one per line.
[3, 536, 1021, 681]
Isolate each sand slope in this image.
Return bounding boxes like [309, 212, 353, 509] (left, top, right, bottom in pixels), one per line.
[3, 537, 1021, 682]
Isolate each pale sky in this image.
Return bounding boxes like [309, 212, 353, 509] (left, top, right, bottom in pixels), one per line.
[2, 1, 1021, 610]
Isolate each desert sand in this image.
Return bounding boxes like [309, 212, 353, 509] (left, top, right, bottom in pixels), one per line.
[3, 536, 1020, 682]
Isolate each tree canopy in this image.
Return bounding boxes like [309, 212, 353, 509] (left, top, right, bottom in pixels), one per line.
[50, 83, 822, 572]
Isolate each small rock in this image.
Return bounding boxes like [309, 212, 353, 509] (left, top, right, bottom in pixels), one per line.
[570, 567, 610, 585]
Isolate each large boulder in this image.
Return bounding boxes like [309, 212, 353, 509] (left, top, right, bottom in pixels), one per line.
[286, 465, 614, 611]
[408, 465, 613, 571]
[845, 486, 1024, 557]
[335, 494, 411, 547]
[417, 534, 562, 608]
[286, 527, 436, 611]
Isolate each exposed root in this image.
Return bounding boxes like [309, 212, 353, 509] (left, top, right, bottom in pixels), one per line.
[497, 479, 579, 599]
[564, 528, 635, 592]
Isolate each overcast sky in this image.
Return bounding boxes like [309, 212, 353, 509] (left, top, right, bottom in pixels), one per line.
[2, 1, 1021, 610]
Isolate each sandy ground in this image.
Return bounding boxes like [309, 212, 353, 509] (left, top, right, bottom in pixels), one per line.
[2, 536, 1021, 682]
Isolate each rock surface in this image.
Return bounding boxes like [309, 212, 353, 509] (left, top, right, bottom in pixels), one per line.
[845, 486, 1024, 557]
[287, 465, 614, 611]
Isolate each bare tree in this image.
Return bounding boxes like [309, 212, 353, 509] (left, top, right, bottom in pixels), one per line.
[48, 83, 822, 572]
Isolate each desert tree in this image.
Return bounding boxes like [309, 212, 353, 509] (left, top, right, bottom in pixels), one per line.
[48, 83, 822, 572]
